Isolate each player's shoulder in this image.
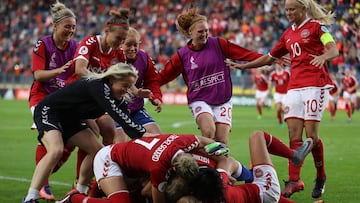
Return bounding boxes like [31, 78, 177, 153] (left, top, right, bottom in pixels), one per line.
[79, 35, 99, 47]
[33, 39, 46, 53]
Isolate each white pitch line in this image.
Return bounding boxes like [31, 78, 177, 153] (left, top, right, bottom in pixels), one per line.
[0, 176, 72, 187]
[171, 121, 194, 128]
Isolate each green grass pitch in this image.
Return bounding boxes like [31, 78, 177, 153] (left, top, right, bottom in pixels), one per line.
[1, 99, 359, 203]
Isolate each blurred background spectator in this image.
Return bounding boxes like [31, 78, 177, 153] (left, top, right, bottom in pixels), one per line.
[0, 0, 359, 93]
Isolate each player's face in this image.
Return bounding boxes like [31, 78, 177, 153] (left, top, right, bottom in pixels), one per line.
[189, 21, 209, 48]
[106, 28, 128, 49]
[110, 75, 136, 100]
[54, 17, 76, 43]
[285, 0, 306, 25]
[122, 35, 140, 60]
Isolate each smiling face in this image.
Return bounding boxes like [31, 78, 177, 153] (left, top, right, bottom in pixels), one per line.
[122, 35, 140, 60]
[189, 20, 209, 49]
[54, 17, 76, 44]
[109, 75, 136, 100]
[285, 0, 307, 25]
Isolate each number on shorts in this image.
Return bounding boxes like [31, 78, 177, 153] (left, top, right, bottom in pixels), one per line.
[306, 99, 318, 113]
[220, 106, 232, 119]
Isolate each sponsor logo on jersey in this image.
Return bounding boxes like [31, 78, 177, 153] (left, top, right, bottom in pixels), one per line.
[85, 36, 97, 45]
[191, 71, 225, 91]
[34, 40, 42, 52]
[49, 53, 57, 68]
[190, 56, 198, 69]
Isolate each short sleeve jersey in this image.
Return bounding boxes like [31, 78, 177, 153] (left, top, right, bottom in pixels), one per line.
[342, 75, 358, 93]
[73, 35, 125, 73]
[254, 73, 268, 91]
[270, 18, 334, 90]
[269, 70, 290, 94]
[110, 134, 200, 191]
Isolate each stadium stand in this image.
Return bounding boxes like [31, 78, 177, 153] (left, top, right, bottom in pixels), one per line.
[0, 0, 359, 92]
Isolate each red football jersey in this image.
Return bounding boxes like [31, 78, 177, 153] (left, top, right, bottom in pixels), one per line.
[254, 73, 268, 91]
[220, 172, 261, 203]
[269, 69, 290, 94]
[110, 134, 199, 191]
[342, 75, 358, 93]
[72, 35, 125, 73]
[270, 18, 333, 90]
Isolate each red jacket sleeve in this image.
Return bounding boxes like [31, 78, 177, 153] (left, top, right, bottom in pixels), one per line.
[218, 37, 263, 61]
[157, 52, 185, 86]
[32, 41, 46, 72]
[143, 55, 163, 102]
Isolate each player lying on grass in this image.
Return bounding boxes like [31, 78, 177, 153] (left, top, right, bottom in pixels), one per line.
[164, 130, 313, 203]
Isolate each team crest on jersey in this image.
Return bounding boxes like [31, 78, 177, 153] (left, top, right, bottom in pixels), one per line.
[254, 168, 264, 178]
[78, 46, 88, 55]
[301, 29, 310, 38]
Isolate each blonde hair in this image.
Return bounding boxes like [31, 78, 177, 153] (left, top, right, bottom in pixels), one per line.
[127, 27, 141, 41]
[296, 0, 335, 25]
[176, 7, 207, 38]
[105, 8, 130, 32]
[173, 153, 199, 180]
[50, 1, 76, 24]
[86, 63, 138, 101]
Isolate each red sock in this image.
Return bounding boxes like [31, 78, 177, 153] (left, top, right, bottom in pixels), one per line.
[256, 105, 262, 115]
[76, 148, 87, 180]
[263, 132, 294, 159]
[53, 145, 75, 173]
[312, 139, 326, 179]
[346, 103, 352, 118]
[71, 191, 130, 203]
[35, 144, 49, 185]
[329, 104, 335, 117]
[277, 110, 283, 124]
[288, 140, 303, 181]
[35, 144, 46, 164]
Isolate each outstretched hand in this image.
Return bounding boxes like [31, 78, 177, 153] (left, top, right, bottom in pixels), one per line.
[152, 98, 162, 113]
[136, 88, 153, 98]
[274, 56, 291, 67]
[225, 60, 246, 70]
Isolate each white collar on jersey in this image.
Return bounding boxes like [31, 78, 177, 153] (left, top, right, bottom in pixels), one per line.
[291, 17, 311, 31]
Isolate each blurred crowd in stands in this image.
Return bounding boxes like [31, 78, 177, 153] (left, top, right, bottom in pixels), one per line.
[0, 0, 359, 90]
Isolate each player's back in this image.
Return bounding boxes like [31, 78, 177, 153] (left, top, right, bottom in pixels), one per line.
[110, 134, 199, 179]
